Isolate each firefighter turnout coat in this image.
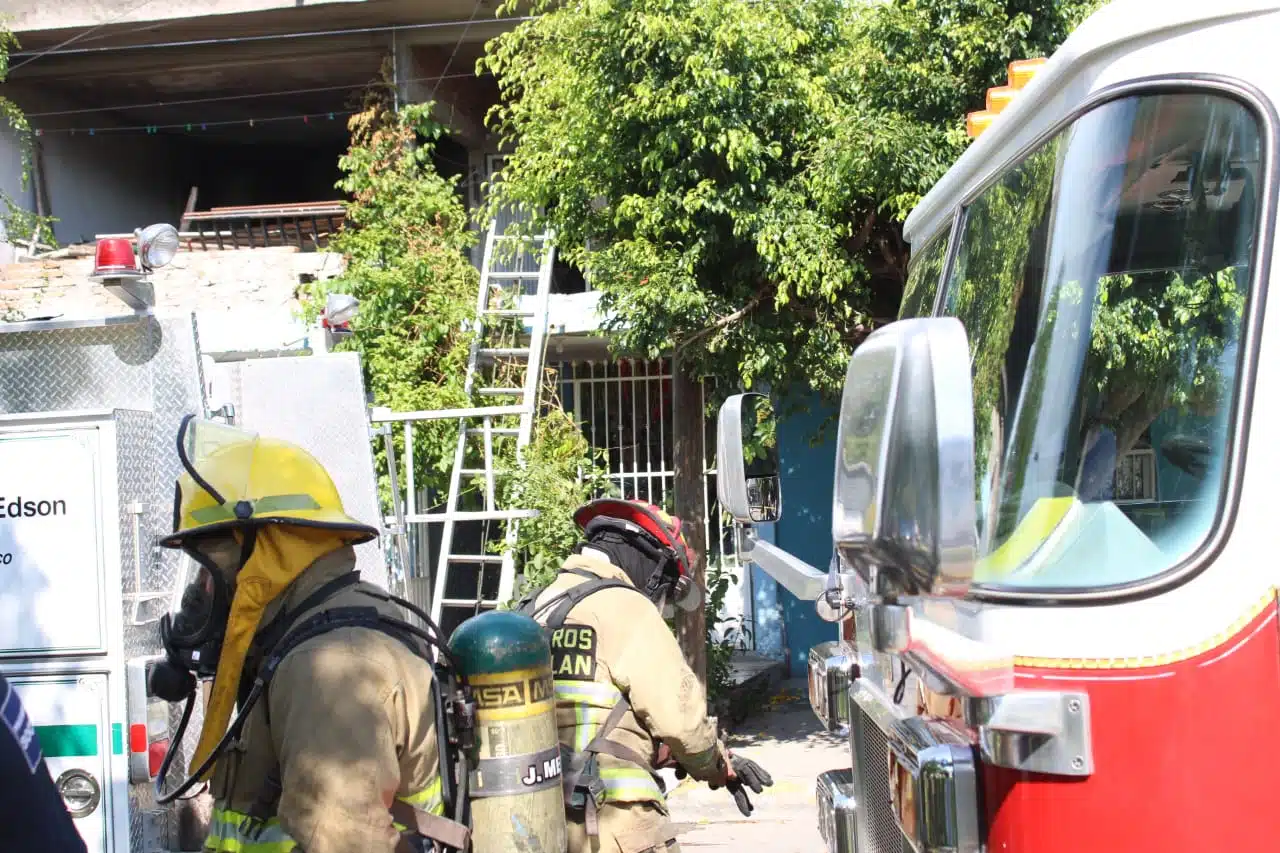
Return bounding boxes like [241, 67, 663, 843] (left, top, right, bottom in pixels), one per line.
[203, 546, 444, 853]
[528, 553, 727, 852]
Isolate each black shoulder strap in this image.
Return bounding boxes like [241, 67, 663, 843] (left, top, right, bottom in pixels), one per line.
[255, 572, 363, 659]
[515, 567, 594, 616]
[514, 586, 544, 616]
[230, 579, 474, 850]
[239, 572, 363, 709]
[530, 568, 643, 630]
[254, 578, 442, 727]
[258, 606, 433, 717]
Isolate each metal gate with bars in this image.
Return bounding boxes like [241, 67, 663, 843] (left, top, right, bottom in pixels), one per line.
[380, 355, 750, 641]
[553, 358, 738, 564]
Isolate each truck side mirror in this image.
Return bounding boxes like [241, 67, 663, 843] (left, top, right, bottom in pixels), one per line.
[833, 317, 977, 600]
[716, 392, 781, 524]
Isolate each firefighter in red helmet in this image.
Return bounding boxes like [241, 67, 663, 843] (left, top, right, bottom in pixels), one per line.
[517, 499, 772, 852]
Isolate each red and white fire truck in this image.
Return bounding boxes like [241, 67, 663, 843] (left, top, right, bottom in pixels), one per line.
[717, 2, 1280, 851]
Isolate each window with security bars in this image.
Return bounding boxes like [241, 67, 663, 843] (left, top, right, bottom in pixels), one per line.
[1114, 447, 1158, 503]
[552, 358, 748, 638]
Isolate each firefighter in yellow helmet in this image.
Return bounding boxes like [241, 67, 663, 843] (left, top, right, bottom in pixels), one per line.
[150, 415, 472, 853]
[516, 499, 773, 852]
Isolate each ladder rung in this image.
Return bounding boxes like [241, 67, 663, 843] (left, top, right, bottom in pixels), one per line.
[460, 428, 520, 438]
[446, 554, 503, 564]
[476, 347, 531, 358]
[487, 271, 540, 280]
[461, 426, 520, 435]
[477, 387, 525, 396]
[433, 510, 537, 521]
[460, 468, 513, 476]
[440, 599, 500, 608]
[483, 309, 536, 318]
[494, 234, 547, 242]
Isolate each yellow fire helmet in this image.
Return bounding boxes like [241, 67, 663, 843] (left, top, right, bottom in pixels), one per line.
[163, 414, 378, 548]
[161, 414, 379, 776]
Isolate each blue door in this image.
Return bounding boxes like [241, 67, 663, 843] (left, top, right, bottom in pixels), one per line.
[772, 393, 839, 677]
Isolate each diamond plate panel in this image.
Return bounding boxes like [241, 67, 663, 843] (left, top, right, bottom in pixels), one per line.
[234, 353, 388, 588]
[0, 315, 206, 853]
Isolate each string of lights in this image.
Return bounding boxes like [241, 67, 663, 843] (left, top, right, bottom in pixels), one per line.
[32, 109, 358, 137]
[25, 72, 492, 119]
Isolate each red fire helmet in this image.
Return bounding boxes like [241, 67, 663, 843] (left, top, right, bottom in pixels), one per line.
[572, 498, 698, 578]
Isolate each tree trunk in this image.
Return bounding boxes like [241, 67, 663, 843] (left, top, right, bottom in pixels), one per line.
[672, 354, 708, 688]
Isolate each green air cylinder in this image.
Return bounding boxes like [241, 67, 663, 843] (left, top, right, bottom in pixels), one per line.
[451, 610, 567, 853]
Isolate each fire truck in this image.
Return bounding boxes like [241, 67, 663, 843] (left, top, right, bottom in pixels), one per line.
[716, 2, 1280, 851]
[0, 225, 388, 852]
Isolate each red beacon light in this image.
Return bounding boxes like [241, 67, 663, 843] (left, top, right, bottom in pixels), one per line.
[90, 223, 180, 313]
[90, 223, 181, 283]
[90, 237, 142, 281]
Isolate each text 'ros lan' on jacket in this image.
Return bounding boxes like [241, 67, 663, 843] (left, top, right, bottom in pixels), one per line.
[530, 553, 724, 811]
[202, 546, 442, 853]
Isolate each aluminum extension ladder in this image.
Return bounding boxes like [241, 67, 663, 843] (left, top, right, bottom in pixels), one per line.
[427, 221, 555, 630]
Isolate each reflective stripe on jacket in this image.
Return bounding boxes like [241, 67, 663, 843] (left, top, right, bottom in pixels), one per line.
[205, 784, 445, 853]
[531, 554, 720, 808]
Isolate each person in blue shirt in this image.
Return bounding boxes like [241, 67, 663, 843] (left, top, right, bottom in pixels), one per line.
[0, 672, 88, 853]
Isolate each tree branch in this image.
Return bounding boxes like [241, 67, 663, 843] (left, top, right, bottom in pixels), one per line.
[849, 211, 877, 253]
[676, 286, 771, 353]
[876, 235, 906, 283]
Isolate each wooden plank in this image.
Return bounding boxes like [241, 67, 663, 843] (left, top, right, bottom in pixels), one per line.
[183, 207, 345, 222]
[207, 200, 344, 213]
[178, 187, 199, 233]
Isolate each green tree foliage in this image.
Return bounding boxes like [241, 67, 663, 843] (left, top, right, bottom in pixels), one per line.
[303, 93, 478, 502]
[480, 0, 1104, 407]
[947, 140, 1058, 474]
[500, 395, 616, 595]
[703, 560, 749, 702]
[825, 0, 1105, 213]
[1, 26, 56, 247]
[308, 84, 612, 584]
[1085, 268, 1244, 454]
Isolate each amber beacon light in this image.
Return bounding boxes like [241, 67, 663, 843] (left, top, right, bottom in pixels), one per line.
[966, 58, 1047, 139]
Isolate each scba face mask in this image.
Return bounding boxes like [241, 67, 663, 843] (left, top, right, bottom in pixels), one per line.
[152, 534, 247, 702]
[647, 567, 703, 620]
[578, 514, 704, 618]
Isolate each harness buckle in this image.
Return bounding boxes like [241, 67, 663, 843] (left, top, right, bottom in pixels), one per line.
[446, 688, 478, 753]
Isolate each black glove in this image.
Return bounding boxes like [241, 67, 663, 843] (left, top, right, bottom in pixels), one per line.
[723, 755, 773, 817]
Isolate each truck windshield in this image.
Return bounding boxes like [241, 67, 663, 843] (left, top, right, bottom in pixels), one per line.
[940, 91, 1262, 591]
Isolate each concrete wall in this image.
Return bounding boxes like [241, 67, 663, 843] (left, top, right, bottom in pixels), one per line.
[3, 0, 372, 33]
[34, 134, 191, 246]
[0, 246, 340, 355]
[0, 130, 30, 213]
[2, 127, 347, 248]
[1, 85, 194, 248]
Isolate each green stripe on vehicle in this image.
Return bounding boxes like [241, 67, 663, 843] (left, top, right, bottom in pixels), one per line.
[35, 724, 98, 758]
[112, 723, 123, 755]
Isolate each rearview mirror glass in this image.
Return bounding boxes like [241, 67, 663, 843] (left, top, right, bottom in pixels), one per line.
[716, 392, 782, 524]
[832, 317, 977, 599]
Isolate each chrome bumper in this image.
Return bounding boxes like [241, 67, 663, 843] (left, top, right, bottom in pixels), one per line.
[816, 769, 858, 853]
[808, 641, 856, 733]
[848, 679, 982, 853]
